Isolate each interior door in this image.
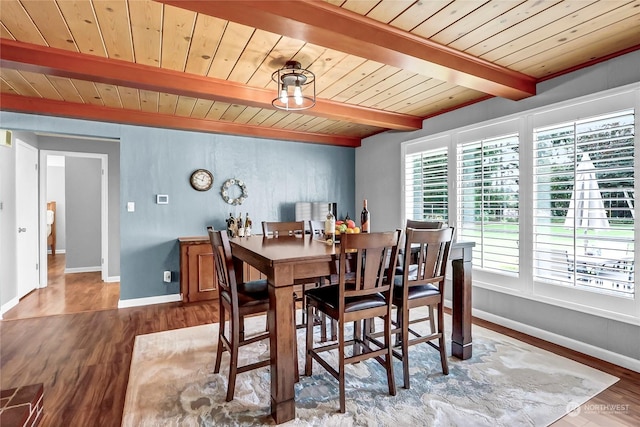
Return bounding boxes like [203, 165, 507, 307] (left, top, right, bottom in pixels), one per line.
[16, 141, 39, 298]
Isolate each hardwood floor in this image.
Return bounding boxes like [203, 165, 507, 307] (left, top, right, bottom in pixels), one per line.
[2, 255, 119, 320]
[0, 260, 638, 426]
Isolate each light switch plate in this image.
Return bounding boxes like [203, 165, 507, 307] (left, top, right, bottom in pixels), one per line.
[0, 130, 12, 148]
[156, 194, 169, 204]
[127, 202, 135, 212]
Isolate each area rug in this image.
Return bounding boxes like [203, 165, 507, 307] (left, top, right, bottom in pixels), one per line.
[122, 309, 618, 426]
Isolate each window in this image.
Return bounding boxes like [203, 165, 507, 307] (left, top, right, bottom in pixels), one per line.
[402, 86, 638, 322]
[457, 134, 520, 274]
[533, 110, 635, 297]
[405, 147, 448, 222]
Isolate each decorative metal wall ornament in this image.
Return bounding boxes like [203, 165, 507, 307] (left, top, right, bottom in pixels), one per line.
[221, 178, 248, 205]
[271, 60, 316, 111]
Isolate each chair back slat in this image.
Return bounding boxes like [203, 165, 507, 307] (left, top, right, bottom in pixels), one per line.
[406, 219, 445, 230]
[262, 221, 305, 236]
[404, 227, 454, 292]
[340, 231, 400, 299]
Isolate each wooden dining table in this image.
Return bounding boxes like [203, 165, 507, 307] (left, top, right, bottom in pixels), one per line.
[230, 234, 475, 424]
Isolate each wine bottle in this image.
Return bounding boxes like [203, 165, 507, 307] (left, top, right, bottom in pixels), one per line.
[244, 212, 252, 237]
[324, 203, 336, 244]
[237, 213, 245, 237]
[361, 199, 370, 233]
[227, 213, 236, 237]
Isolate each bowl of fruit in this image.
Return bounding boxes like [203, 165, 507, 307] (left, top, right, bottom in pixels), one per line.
[335, 219, 360, 242]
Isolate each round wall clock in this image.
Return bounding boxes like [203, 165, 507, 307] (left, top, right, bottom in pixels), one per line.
[189, 169, 214, 191]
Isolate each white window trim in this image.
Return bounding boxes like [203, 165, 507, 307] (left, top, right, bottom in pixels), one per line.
[401, 82, 640, 326]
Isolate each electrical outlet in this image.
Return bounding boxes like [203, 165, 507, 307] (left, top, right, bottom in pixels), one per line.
[163, 271, 172, 283]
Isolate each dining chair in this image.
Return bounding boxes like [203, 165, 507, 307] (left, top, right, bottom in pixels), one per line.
[308, 220, 325, 237]
[405, 219, 445, 229]
[261, 220, 312, 331]
[397, 220, 445, 274]
[262, 221, 305, 237]
[308, 220, 337, 342]
[304, 230, 400, 413]
[391, 220, 447, 336]
[387, 226, 454, 389]
[207, 226, 271, 402]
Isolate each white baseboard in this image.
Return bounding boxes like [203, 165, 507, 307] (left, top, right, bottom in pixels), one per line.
[0, 297, 20, 319]
[47, 249, 66, 254]
[473, 308, 640, 374]
[64, 266, 101, 274]
[118, 293, 182, 309]
[105, 276, 120, 283]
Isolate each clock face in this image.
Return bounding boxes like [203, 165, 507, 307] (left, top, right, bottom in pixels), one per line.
[190, 169, 214, 191]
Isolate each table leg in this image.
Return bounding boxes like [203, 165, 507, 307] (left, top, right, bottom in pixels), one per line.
[268, 284, 296, 424]
[451, 254, 472, 360]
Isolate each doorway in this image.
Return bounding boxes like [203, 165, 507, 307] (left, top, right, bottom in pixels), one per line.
[1, 131, 120, 320]
[39, 150, 109, 287]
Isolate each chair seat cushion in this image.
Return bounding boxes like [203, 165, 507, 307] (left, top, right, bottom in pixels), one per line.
[305, 286, 386, 313]
[221, 279, 269, 307]
[393, 275, 440, 304]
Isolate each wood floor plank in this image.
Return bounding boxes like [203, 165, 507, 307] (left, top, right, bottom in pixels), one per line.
[0, 257, 637, 426]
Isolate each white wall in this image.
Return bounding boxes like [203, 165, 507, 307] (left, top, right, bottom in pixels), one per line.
[65, 157, 101, 271]
[46, 155, 66, 252]
[356, 50, 640, 370]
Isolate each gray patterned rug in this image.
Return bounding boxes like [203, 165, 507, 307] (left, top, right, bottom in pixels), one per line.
[122, 309, 617, 426]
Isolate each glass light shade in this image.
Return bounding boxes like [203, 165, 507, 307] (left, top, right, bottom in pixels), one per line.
[271, 60, 316, 111]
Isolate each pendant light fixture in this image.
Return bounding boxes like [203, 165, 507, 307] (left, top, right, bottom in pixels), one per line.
[271, 60, 316, 111]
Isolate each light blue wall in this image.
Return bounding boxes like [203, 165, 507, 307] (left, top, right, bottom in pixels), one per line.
[120, 126, 355, 300]
[0, 113, 355, 301]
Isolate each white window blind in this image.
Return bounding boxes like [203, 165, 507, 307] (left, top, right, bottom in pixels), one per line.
[457, 134, 520, 274]
[405, 147, 448, 222]
[533, 109, 635, 297]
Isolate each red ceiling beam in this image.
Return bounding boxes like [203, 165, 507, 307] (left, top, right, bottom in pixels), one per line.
[0, 39, 421, 132]
[157, 0, 537, 100]
[0, 94, 361, 147]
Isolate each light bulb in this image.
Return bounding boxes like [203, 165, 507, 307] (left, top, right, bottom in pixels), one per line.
[294, 81, 303, 105]
[279, 85, 288, 104]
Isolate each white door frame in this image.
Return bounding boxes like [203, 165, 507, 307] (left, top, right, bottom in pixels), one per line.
[39, 150, 109, 286]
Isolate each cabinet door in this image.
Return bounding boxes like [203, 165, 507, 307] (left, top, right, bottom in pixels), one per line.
[187, 243, 218, 302]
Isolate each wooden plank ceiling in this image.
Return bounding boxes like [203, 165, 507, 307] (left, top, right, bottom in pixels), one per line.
[1, 0, 639, 147]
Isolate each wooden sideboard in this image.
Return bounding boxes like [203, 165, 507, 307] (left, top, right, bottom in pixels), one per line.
[178, 237, 218, 303]
[178, 236, 264, 303]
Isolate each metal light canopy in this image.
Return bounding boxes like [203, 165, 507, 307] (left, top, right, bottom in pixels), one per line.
[272, 60, 316, 111]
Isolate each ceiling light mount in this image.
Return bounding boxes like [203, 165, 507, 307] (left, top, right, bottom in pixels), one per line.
[272, 60, 315, 111]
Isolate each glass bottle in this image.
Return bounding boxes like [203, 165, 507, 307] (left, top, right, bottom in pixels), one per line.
[361, 199, 370, 233]
[225, 213, 232, 237]
[237, 213, 245, 237]
[244, 212, 252, 237]
[324, 203, 336, 244]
